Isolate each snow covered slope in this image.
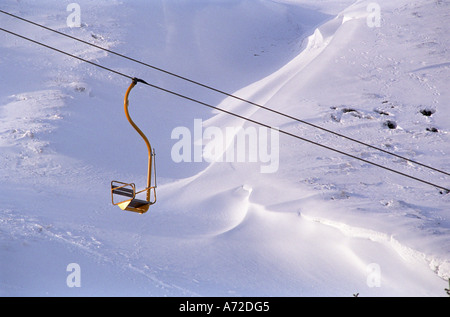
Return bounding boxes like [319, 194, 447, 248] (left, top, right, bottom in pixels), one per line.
[0, 0, 449, 296]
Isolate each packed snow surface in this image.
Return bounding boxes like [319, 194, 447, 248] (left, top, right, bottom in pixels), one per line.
[0, 0, 449, 296]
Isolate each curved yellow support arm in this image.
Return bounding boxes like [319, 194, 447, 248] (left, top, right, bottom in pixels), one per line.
[111, 78, 156, 214]
[124, 78, 156, 204]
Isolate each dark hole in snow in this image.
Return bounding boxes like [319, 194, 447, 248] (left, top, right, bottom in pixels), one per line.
[384, 120, 397, 129]
[420, 109, 435, 116]
[342, 108, 358, 113]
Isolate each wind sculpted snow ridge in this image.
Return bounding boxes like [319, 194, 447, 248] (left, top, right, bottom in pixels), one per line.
[301, 213, 450, 281]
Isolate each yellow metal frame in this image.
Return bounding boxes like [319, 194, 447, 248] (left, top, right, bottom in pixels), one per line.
[111, 78, 157, 214]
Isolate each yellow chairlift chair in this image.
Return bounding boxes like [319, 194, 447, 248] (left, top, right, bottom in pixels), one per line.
[111, 78, 157, 214]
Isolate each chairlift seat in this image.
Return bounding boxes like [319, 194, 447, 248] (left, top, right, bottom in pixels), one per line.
[111, 181, 151, 214]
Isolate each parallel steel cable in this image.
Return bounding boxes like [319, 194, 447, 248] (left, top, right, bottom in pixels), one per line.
[0, 26, 448, 192]
[1, 9, 449, 177]
[0, 27, 134, 81]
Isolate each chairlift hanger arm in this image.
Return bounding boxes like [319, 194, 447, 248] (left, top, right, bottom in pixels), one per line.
[111, 79, 157, 214]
